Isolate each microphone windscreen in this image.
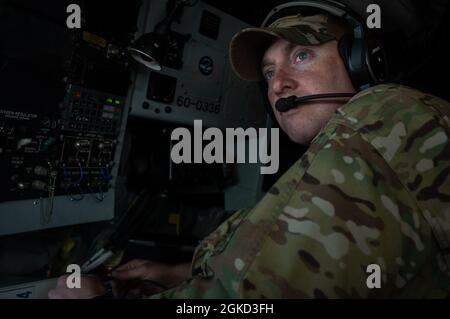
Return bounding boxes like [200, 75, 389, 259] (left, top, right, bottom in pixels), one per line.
[275, 96, 295, 112]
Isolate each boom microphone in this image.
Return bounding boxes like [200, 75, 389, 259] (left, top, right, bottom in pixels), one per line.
[275, 93, 356, 112]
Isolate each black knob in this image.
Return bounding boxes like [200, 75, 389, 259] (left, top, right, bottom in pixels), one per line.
[142, 102, 150, 109]
[164, 106, 172, 114]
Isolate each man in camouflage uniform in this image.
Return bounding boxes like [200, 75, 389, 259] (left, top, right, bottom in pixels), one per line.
[49, 11, 450, 299]
[150, 13, 450, 298]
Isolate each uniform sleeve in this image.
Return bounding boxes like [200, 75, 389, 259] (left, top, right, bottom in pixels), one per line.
[240, 123, 438, 298]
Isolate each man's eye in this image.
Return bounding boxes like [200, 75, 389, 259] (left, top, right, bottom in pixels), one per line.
[295, 51, 310, 63]
[263, 70, 274, 81]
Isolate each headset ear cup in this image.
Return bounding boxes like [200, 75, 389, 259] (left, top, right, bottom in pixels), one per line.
[338, 34, 370, 90]
[338, 34, 353, 80]
[366, 38, 388, 83]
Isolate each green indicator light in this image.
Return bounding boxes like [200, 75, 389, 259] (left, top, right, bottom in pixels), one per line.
[44, 137, 56, 146]
[106, 98, 113, 103]
[115, 100, 120, 105]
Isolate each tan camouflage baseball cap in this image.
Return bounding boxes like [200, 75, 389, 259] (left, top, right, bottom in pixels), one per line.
[229, 14, 351, 81]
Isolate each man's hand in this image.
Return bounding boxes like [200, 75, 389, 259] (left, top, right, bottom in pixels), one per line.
[47, 259, 191, 299]
[111, 259, 191, 290]
[48, 275, 106, 299]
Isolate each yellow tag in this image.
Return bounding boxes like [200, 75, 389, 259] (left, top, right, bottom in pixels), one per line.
[82, 31, 107, 48]
[62, 238, 75, 254]
[168, 213, 181, 236]
[168, 213, 180, 225]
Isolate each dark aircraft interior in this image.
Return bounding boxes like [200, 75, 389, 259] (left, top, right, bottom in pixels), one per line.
[0, 0, 448, 299]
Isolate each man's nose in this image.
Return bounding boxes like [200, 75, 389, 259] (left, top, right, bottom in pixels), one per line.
[271, 68, 298, 97]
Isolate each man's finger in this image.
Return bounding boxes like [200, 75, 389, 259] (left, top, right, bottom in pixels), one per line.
[48, 288, 69, 299]
[114, 259, 147, 272]
[48, 289, 58, 299]
[57, 275, 69, 287]
[112, 265, 150, 280]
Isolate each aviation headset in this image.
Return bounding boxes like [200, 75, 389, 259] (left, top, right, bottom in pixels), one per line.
[262, 0, 388, 90]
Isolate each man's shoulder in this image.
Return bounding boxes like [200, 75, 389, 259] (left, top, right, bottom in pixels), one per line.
[336, 83, 450, 132]
[347, 83, 449, 109]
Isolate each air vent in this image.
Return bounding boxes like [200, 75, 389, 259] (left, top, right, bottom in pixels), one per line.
[199, 10, 221, 40]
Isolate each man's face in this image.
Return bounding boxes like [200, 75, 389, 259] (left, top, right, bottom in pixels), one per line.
[262, 38, 355, 145]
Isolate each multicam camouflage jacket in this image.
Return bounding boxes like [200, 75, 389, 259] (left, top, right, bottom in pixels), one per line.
[153, 84, 450, 298]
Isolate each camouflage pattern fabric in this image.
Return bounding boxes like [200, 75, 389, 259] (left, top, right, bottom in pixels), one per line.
[151, 84, 450, 298]
[265, 14, 347, 45]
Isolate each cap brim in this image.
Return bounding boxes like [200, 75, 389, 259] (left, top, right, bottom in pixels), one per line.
[229, 27, 335, 81]
[229, 29, 281, 81]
